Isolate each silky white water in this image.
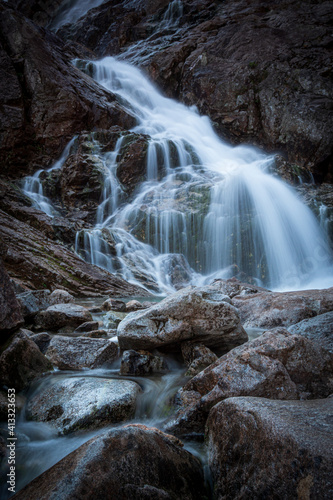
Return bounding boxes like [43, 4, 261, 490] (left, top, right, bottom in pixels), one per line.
[72, 56, 333, 292]
[22, 137, 76, 217]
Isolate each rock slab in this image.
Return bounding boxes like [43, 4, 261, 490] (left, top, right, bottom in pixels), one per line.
[232, 287, 333, 328]
[207, 397, 333, 500]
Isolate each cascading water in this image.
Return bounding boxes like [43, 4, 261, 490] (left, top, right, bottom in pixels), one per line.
[22, 138, 76, 217]
[72, 56, 333, 292]
[49, 0, 107, 30]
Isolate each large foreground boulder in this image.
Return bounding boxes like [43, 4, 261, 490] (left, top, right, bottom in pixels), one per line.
[45, 336, 118, 370]
[14, 425, 207, 499]
[288, 311, 333, 353]
[166, 328, 333, 436]
[207, 397, 333, 500]
[232, 287, 333, 328]
[0, 331, 52, 391]
[26, 377, 141, 435]
[117, 282, 248, 352]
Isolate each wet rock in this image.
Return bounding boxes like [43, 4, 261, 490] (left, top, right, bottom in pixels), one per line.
[30, 333, 51, 354]
[116, 133, 149, 194]
[167, 328, 333, 436]
[16, 290, 51, 319]
[118, 282, 247, 352]
[0, 331, 52, 391]
[181, 341, 218, 377]
[45, 335, 118, 370]
[207, 397, 333, 500]
[0, 5, 134, 178]
[120, 350, 167, 376]
[296, 182, 333, 242]
[14, 425, 207, 500]
[34, 304, 92, 331]
[74, 321, 100, 334]
[232, 287, 333, 328]
[49, 289, 75, 305]
[0, 207, 149, 297]
[26, 377, 141, 435]
[59, 135, 108, 219]
[0, 257, 23, 334]
[102, 298, 126, 312]
[288, 312, 333, 353]
[148, 0, 333, 180]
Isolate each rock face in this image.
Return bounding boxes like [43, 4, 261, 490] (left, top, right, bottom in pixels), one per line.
[14, 425, 207, 500]
[26, 377, 141, 435]
[16, 290, 51, 319]
[57, 0, 332, 180]
[45, 335, 118, 370]
[0, 4, 134, 178]
[117, 282, 248, 352]
[34, 304, 92, 331]
[288, 312, 333, 353]
[120, 350, 167, 376]
[0, 180, 149, 296]
[0, 257, 23, 333]
[207, 397, 333, 500]
[167, 328, 333, 436]
[232, 287, 333, 328]
[0, 331, 52, 391]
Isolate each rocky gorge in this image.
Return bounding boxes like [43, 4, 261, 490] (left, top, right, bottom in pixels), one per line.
[0, 0, 333, 499]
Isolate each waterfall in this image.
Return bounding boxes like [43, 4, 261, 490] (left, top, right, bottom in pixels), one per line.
[21, 55, 333, 293]
[23, 137, 76, 217]
[71, 56, 333, 292]
[49, 0, 107, 30]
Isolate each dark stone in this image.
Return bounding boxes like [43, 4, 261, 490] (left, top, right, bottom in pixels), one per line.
[14, 425, 207, 499]
[207, 397, 333, 500]
[0, 330, 52, 391]
[120, 349, 167, 376]
[0, 257, 23, 335]
[166, 328, 333, 437]
[288, 311, 333, 353]
[232, 287, 333, 329]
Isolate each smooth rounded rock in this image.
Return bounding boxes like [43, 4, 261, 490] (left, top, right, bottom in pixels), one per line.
[45, 336, 118, 370]
[13, 425, 207, 499]
[26, 376, 141, 435]
[117, 282, 248, 352]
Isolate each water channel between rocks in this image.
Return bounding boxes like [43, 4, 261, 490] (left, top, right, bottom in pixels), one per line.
[0, 294, 263, 499]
